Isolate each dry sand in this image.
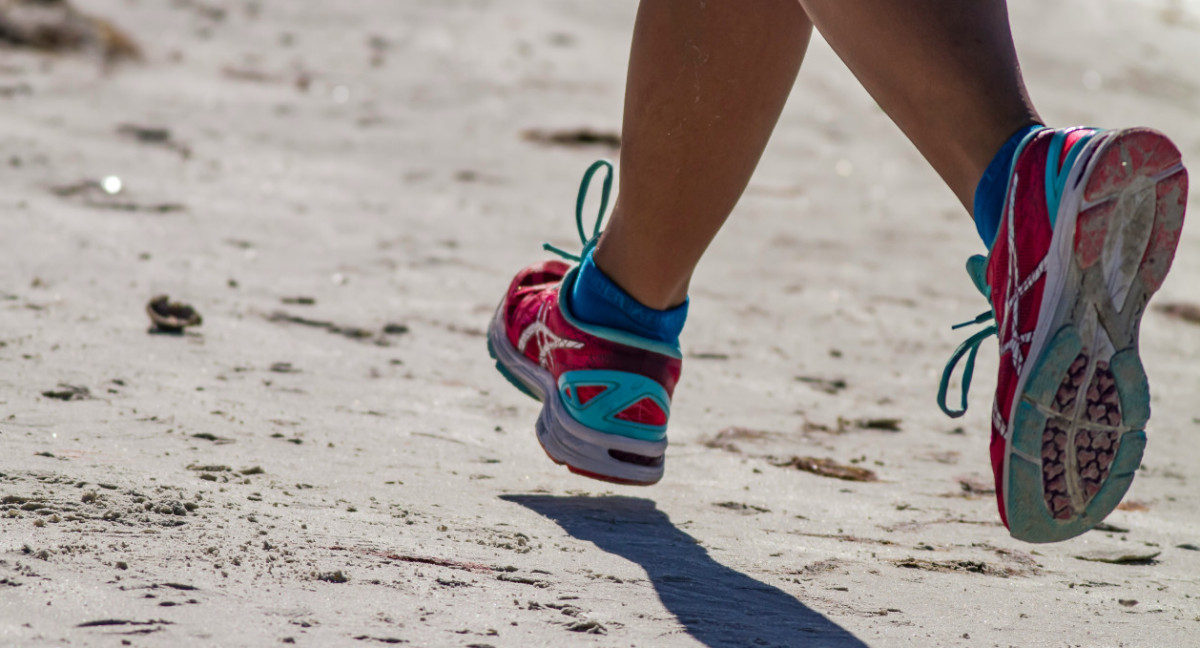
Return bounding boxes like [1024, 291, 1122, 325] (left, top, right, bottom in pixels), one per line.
[1, 1, 1199, 646]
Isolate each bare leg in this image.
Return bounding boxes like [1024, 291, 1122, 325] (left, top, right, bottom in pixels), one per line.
[798, 0, 1041, 212]
[595, 0, 1041, 310]
[593, 0, 813, 310]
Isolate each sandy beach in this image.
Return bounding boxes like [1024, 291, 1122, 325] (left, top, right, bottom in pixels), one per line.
[1, 1, 1199, 646]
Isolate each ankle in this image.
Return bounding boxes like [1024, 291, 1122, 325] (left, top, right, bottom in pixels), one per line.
[591, 243, 688, 311]
[972, 123, 1045, 249]
[568, 251, 688, 345]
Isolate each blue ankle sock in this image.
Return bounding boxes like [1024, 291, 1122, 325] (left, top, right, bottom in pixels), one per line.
[973, 124, 1045, 249]
[568, 251, 688, 345]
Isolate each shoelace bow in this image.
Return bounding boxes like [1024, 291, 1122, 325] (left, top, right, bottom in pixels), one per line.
[542, 159, 614, 263]
[936, 254, 997, 418]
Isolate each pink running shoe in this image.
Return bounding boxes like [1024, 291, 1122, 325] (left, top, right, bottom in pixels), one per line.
[941, 127, 1188, 542]
[487, 161, 682, 485]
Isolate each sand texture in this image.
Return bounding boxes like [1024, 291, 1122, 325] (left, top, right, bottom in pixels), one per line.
[1, 1, 1199, 646]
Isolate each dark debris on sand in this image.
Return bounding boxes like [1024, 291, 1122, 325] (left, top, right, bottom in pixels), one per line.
[50, 180, 186, 213]
[521, 128, 620, 150]
[703, 426, 778, 454]
[772, 456, 878, 482]
[1075, 550, 1160, 566]
[146, 295, 202, 333]
[893, 558, 1028, 578]
[1155, 302, 1200, 325]
[266, 311, 403, 346]
[41, 383, 91, 401]
[0, 0, 140, 64]
[117, 124, 191, 158]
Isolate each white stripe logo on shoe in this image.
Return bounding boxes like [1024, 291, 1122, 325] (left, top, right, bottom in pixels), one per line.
[998, 175, 1046, 378]
[517, 304, 583, 372]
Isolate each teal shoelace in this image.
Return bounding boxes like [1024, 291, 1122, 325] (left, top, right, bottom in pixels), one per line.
[546, 160, 995, 419]
[937, 254, 997, 418]
[542, 159, 614, 263]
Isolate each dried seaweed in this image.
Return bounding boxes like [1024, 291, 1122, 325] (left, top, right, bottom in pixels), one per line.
[893, 558, 1032, 578]
[704, 426, 777, 454]
[41, 383, 90, 401]
[0, 0, 140, 64]
[266, 311, 383, 343]
[117, 124, 191, 158]
[795, 375, 847, 395]
[1075, 550, 1160, 565]
[772, 456, 877, 482]
[712, 501, 770, 514]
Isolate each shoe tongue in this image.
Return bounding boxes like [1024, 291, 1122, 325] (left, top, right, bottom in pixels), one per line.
[965, 254, 991, 299]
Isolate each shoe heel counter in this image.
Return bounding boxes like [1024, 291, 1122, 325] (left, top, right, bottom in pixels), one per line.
[557, 369, 670, 443]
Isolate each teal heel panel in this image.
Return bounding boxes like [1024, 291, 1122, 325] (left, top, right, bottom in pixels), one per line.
[1110, 349, 1151, 428]
[1007, 430, 1146, 543]
[1011, 401, 1047, 459]
[1006, 455, 1060, 542]
[1084, 431, 1145, 523]
[1024, 326, 1083, 408]
[1007, 455, 1093, 543]
[558, 369, 668, 443]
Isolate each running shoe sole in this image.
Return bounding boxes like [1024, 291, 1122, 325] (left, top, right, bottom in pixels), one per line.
[1004, 128, 1187, 542]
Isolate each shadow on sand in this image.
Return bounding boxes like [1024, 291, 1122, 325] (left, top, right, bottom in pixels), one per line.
[502, 495, 869, 648]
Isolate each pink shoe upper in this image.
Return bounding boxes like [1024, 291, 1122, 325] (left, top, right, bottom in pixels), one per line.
[501, 260, 682, 424]
[985, 127, 1098, 527]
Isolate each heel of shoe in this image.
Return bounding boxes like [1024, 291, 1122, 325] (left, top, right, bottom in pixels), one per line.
[535, 404, 665, 486]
